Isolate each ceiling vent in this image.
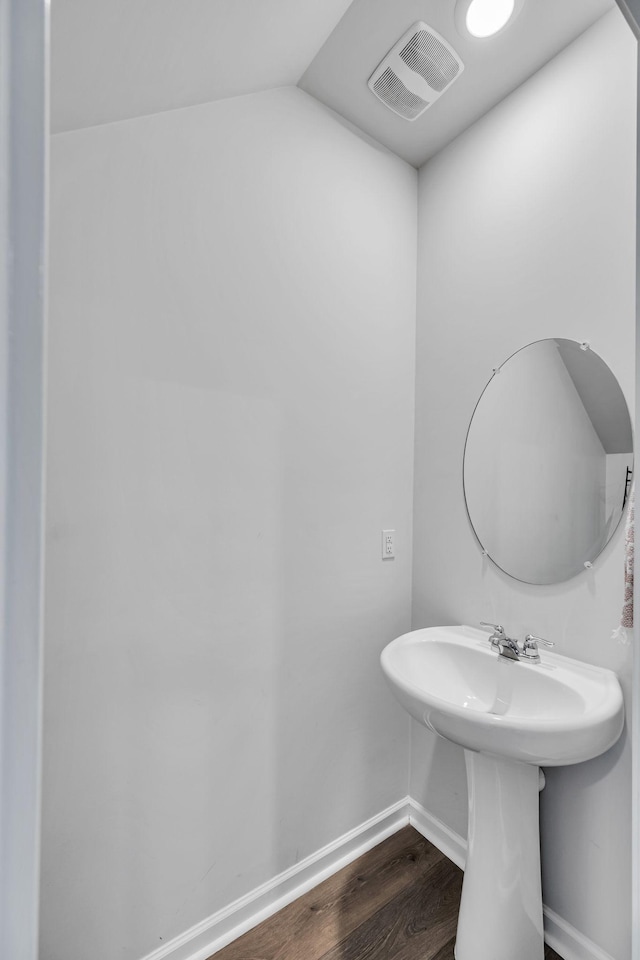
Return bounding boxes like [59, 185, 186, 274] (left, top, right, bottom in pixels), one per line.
[368, 23, 464, 122]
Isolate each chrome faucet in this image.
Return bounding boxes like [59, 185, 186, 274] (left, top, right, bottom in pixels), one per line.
[480, 621, 507, 650]
[480, 623, 554, 663]
[521, 633, 555, 663]
[496, 636, 522, 661]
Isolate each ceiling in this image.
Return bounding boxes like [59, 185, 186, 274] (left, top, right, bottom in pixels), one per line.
[52, 0, 617, 167]
[300, 0, 615, 166]
[51, 0, 356, 133]
[556, 341, 632, 455]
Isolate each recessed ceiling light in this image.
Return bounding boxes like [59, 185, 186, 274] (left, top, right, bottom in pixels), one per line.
[456, 0, 523, 39]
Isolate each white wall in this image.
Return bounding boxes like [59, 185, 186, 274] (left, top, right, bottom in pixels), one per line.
[412, 10, 636, 960]
[41, 86, 417, 960]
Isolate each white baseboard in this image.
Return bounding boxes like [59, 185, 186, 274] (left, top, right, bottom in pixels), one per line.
[139, 796, 614, 960]
[543, 906, 617, 960]
[138, 797, 411, 960]
[408, 798, 615, 960]
[408, 796, 467, 871]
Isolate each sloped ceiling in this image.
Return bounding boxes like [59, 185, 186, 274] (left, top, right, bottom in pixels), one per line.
[300, 0, 615, 166]
[52, 0, 619, 169]
[556, 341, 633, 455]
[615, 0, 640, 36]
[51, 0, 357, 133]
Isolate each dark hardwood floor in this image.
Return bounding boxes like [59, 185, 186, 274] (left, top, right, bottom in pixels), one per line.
[210, 825, 562, 960]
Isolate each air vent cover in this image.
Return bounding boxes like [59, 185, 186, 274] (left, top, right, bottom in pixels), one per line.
[368, 22, 464, 122]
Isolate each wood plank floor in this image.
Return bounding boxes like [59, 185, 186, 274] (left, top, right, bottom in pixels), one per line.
[210, 826, 563, 960]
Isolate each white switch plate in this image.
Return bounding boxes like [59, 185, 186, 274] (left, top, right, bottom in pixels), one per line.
[382, 529, 396, 559]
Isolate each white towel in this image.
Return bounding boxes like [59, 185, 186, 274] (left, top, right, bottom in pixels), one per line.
[621, 485, 634, 630]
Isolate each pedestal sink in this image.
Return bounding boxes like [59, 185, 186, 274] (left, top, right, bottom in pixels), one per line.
[380, 625, 624, 960]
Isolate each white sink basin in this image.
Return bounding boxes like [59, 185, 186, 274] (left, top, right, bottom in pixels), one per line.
[380, 625, 625, 960]
[381, 624, 624, 765]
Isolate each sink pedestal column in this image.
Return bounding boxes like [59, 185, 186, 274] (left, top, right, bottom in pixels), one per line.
[455, 750, 544, 960]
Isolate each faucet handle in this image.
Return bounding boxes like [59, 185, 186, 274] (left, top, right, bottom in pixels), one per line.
[524, 633, 554, 647]
[480, 622, 506, 646]
[522, 633, 554, 661]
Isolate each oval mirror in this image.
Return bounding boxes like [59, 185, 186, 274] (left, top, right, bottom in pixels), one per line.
[463, 339, 633, 584]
